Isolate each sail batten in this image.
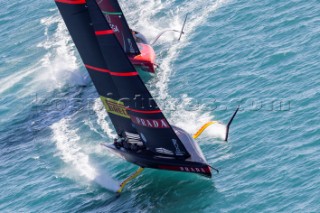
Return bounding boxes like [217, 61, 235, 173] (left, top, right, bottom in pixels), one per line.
[55, 0, 86, 4]
[85, 64, 139, 76]
[126, 108, 162, 114]
[95, 29, 114, 35]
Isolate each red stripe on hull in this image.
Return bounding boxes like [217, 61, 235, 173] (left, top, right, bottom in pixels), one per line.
[95, 30, 114, 35]
[85, 64, 138, 77]
[55, 0, 86, 4]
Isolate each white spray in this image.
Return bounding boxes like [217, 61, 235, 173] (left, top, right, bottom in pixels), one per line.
[120, 0, 229, 139]
[37, 15, 90, 88]
[51, 118, 119, 192]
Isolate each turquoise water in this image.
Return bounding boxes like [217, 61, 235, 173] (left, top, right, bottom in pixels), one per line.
[1, 0, 320, 212]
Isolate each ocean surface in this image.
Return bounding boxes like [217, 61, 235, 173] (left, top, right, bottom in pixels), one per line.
[1, 0, 319, 212]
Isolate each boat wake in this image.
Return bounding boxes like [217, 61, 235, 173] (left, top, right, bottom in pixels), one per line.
[41, 12, 119, 192]
[51, 118, 119, 192]
[37, 15, 90, 88]
[121, 0, 229, 138]
[47, 0, 229, 192]
[92, 99, 117, 139]
[121, 0, 228, 95]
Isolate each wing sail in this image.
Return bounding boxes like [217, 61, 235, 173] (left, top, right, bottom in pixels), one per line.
[55, 0, 190, 158]
[55, 0, 136, 135]
[95, 0, 141, 55]
[87, 0, 190, 158]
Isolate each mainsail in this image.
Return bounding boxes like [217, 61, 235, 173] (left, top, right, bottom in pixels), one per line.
[55, 0, 190, 158]
[95, 0, 141, 55]
[55, 0, 135, 135]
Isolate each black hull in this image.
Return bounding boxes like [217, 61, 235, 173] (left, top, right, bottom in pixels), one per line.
[104, 144, 212, 178]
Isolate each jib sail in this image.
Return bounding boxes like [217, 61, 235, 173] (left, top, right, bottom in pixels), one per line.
[95, 0, 141, 55]
[55, 0, 190, 158]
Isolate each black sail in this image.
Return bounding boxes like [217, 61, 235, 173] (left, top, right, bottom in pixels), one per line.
[55, 0, 190, 158]
[95, 0, 140, 55]
[55, 0, 135, 135]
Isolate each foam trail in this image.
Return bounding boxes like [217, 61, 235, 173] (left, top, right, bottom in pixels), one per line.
[82, 98, 117, 140]
[93, 99, 117, 139]
[120, 0, 229, 139]
[156, 0, 229, 98]
[51, 118, 119, 192]
[168, 96, 226, 141]
[205, 123, 227, 141]
[0, 14, 86, 95]
[37, 15, 90, 88]
[121, 0, 229, 98]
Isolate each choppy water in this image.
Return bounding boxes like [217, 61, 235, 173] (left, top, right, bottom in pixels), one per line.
[1, 0, 319, 212]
